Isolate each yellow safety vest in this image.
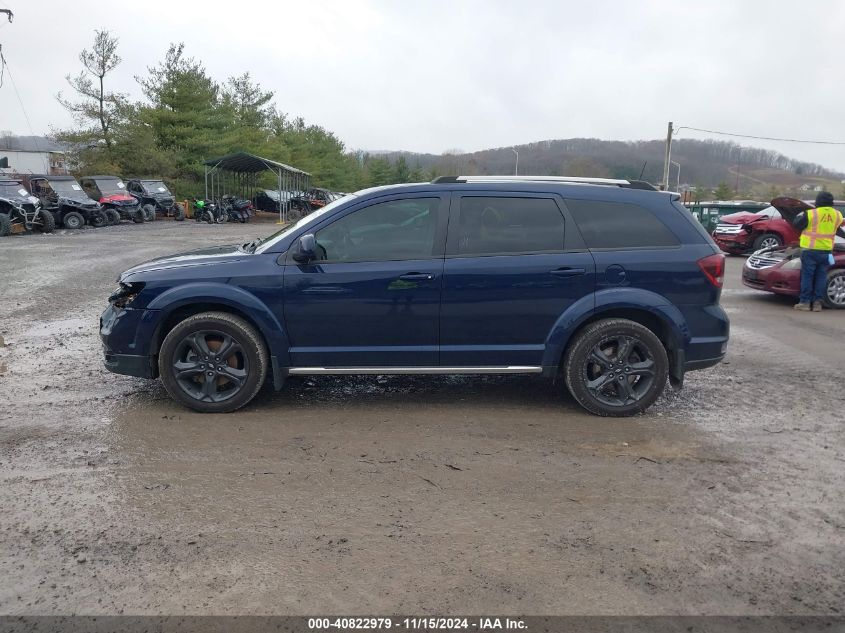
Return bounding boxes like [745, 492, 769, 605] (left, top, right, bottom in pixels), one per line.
[800, 206, 843, 251]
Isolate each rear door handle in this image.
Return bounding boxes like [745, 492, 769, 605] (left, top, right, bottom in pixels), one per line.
[550, 267, 586, 277]
[398, 272, 435, 281]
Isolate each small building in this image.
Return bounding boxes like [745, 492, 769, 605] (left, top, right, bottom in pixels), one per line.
[0, 134, 68, 176]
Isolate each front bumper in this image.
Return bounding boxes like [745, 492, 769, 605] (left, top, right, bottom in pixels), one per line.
[713, 233, 753, 253]
[742, 266, 799, 296]
[100, 304, 158, 378]
[103, 352, 155, 378]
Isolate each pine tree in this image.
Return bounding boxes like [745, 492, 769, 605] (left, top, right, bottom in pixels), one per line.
[56, 30, 126, 150]
[713, 182, 732, 200]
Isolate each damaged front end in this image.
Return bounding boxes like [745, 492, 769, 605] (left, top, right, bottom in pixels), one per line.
[107, 282, 145, 310]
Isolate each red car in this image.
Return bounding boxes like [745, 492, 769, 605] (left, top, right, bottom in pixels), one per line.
[713, 197, 845, 255]
[741, 198, 845, 309]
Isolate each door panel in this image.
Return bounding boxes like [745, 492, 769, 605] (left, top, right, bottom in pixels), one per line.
[283, 260, 443, 366]
[282, 195, 448, 367]
[440, 194, 595, 367]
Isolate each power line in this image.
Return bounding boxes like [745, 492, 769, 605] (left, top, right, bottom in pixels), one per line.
[675, 125, 845, 146]
[1, 50, 49, 172]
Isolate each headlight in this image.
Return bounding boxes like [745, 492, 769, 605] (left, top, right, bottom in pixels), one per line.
[108, 282, 145, 308]
[782, 258, 802, 270]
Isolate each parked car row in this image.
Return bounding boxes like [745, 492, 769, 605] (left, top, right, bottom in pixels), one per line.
[683, 196, 845, 308]
[737, 198, 845, 309]
[711, 197, 845, 255]
[0, 174, 184, 237]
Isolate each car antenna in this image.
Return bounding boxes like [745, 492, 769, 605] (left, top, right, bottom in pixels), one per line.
[639, 161, 647, 180]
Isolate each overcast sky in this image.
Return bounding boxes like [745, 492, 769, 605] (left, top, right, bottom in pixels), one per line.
[2, 0, 844, 171]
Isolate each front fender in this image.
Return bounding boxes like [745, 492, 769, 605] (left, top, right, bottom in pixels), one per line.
[141, 282, 290, 364]
[541, 287, 689, 369]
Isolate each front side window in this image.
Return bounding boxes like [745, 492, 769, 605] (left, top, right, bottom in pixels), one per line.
[454, 197, 565, 256]
[314, 198, 441, 262]
[567, 199, 679, 249]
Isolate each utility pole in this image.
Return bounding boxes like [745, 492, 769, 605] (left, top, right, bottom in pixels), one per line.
[510, 148, 519, 175]
[662, 121, 673, 191]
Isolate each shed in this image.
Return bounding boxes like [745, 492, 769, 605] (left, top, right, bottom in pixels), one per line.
[203, 152, 311, 222]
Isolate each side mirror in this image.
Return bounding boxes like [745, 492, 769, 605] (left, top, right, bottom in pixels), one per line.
[293, 233, 317, 263]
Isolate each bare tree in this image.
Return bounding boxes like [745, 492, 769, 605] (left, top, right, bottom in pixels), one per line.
[56, 30, 125, 149]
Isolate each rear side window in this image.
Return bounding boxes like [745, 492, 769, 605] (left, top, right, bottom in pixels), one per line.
[455, 197, 565, 256]
[567, 200, 679, 249]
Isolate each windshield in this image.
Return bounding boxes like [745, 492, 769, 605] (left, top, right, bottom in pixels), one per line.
[143, 181, 170, 194]
[96, 179, 126, 194]
[254, 194, 355, 254]
[49, 180, 84, 194]
[756, 206, 781, 219]
[0, 182, 27, 198]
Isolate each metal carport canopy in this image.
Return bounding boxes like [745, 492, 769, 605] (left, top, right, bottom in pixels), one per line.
[202, 151, 309, 176]
[202, 151, 311, 223]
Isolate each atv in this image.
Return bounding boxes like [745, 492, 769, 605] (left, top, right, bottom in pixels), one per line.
[126, 179, 184, 221]
[25, 175, 106, 229]
[0, 178, 54, 236]
[79, 175, 145, 225]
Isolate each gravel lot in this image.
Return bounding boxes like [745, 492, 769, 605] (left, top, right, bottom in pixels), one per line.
[1, 220, 843, 615]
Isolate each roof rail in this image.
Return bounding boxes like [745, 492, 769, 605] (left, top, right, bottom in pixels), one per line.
[431, 175, 657, 191]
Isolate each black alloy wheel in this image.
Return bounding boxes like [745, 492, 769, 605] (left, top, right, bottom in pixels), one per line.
[564, 318, 668, 417]
[159, 312, 268, 413]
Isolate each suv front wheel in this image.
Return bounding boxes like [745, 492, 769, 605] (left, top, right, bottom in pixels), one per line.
[564, 318, 668, 417]
[158, 311, 268, 413]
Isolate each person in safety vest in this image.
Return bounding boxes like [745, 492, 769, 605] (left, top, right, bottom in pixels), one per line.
[792, 191, 845, 311]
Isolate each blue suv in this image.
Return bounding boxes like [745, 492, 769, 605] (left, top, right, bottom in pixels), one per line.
[100, 176, 728, 417]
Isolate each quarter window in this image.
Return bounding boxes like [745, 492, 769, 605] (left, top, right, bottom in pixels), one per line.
[567, 200, 679, 249]
[314, 198, 441, 262]
[454, 197, 565, 256]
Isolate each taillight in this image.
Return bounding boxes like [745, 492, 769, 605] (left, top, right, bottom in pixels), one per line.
[698, 253, 725, 289]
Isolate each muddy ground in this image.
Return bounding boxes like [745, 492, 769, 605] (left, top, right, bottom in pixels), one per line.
[0, 220, 843, 616]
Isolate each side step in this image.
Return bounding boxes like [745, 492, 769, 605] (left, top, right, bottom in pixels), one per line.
[287, 366, 543, 376]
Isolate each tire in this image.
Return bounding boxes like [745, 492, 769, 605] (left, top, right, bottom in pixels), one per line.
[131, 208, 145, 223]
[63, 211, 84, 230]
[753, 233, 782, 251]
[89, 209, 107, 228]
[173, 205, 185, 221]
[823, 270, 845, 309]
[142, 204, 156, 222]
[105, 209, 121, 225]
[34, 209, 55, 233]
[0, 213, 10, 237]
[563, 318, 669, 417]
[158, 311, 268, 413]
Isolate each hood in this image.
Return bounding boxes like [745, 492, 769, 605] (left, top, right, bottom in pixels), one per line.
[120, 244, 249, 279]
[0, 182, 38, 206]
[60, 193, 100, 206]
[718, 211, 767, 224]
[770, 197, 811, 222]
[100, 193, 138, 205]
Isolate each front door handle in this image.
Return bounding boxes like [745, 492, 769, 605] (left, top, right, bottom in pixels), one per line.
[398, 272, 435, 281]
[550, 267, 586, 277]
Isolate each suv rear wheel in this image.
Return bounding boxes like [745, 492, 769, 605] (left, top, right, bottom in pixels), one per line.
[564, 318, 668, 417]
[158, 312, 268, 413]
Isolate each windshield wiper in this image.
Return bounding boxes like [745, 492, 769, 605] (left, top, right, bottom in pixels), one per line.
[241, 238, 263, 253]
